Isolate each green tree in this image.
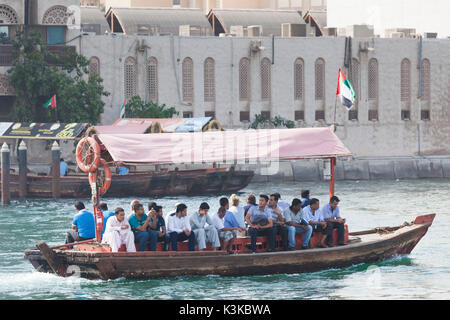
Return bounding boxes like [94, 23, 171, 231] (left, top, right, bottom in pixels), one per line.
[249, 114, 295, 129]
[7, 31, 109, 123]
[124, 96, 178, 118]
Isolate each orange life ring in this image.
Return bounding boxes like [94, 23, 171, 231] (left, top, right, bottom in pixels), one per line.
[76, 137, 101, 173]
[88, 159, 111, 196]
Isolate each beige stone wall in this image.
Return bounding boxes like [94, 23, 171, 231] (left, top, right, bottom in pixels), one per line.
[78, 34, 450, 157]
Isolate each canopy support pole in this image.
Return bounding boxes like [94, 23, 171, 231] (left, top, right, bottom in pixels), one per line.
[329, 157, 336, 200]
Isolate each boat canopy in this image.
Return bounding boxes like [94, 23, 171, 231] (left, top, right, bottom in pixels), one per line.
[97, 127, 352, 165]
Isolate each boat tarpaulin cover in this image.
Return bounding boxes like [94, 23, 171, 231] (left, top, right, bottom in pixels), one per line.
[98, 127, 352, 165]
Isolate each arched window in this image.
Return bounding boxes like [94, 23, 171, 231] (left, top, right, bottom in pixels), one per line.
[400, 58, 411, 120]
[368, 58, 378, 102]
[88, 56, 100, 77]
[147, 57, 158, 102]
[182, 57, 194, 103]
[294, 58, 304, 101]
[261, 57, 271, 101]
[239, 58, 250, 101]
[349, 58, 359, 120]
[0, 5, 19, 24]
[124, 57, 136, 100]
[421, 58, 431, 120]
[42, 5, 68, 25]
[204, 58, 215, 102]
[315, 58, 325, 101]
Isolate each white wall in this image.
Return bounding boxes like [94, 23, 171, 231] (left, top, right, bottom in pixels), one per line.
[327, 0, 450, 38]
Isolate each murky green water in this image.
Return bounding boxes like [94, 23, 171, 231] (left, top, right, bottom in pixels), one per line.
[0, 179, 449, 300]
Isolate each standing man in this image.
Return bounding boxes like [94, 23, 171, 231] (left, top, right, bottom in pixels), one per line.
[148, 205, 170, 251]
[268, 194, 289, 251]
[65, 201, 95, 245]
[190, 202, 221, 251]
[245, 195, 277, 253]
[303, 198, 329, 248]
[60, 158, 68, 176]
[321, 196, 346, 246]
[128, 203, 158, 251]
[102, 207, 136, 252]
[167, 203, 196, 251]
[284, 198, 313, 250]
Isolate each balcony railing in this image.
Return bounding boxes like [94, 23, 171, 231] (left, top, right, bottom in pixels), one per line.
[0, 45, 15, 66]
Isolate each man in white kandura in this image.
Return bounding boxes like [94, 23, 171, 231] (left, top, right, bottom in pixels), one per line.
[102, 207, 136, 252]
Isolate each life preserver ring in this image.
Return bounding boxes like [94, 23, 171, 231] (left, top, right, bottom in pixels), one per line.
[206, 120, 222, 131]
[150, 121, 162, 133]
[76, 137, 101, 173]
[88, 158, 111, 196]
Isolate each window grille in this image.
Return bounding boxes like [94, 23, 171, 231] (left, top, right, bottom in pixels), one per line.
[239, 58, 250, 101]
[261, 58, 271, 101]
[0, 5, 19, 24]
[261, 111, 271, 120]
[182, 57, 194, 103]
[89, 56, 100, 77]
[421, 59, 431, 103]
[348, 110, 358, 121]
[204, 58, 215, 102]
[315, 110, 325, 121]
[294, 58, 304, 101]
[368, 58, 378, 101]
[315, 58, 325, 100]
[147, 57, 158, 102]
[42, 5, 69, 25]
[368, 110, 378, 121]
[401, 58, 411, 106]
[240, 111, 250, 122]
[124, 57, 137, 100]
[294, 110, 304, 121]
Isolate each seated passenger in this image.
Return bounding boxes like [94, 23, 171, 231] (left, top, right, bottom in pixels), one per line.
[301, 190, 311, 208]
[102, 207, 136, 252]
[128, 203, 158, 251]
[65, 201, 95, 246]
[127, 199, 140, 219]
[321, 196, 346, 246]
[284, 198, 313, 250]
[303, 198, 329, 248]
[190, 202, 221, 251]
[229, 194, 246, 231]
[273, 192, 290, 212]
[268, 193, 289, 251]
[212, 207, 241, 254]
[148, 205, 170, 251]
[245, 194, 276, 253]
[99, 202, 115, 239]
[243, 194, 257, 220]
[167, 203, 196, 251]
[220, 197, 247, 237]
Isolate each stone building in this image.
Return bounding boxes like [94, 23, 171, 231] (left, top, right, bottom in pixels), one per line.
[1, 1, 450, 175]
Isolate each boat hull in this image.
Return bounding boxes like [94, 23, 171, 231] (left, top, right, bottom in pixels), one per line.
[2, 169, 254, 198]
[23, 214, 435, 280]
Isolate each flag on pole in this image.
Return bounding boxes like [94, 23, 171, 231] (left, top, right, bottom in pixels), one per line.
[336, 69, 356, 110]
[44, 95, 57, 109]
[120, 99, 126, 118]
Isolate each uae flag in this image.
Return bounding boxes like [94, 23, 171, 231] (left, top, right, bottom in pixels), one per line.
[119, 99, 126, 118]
[44, 95, 57, 109]
[336, 69, 356, 110]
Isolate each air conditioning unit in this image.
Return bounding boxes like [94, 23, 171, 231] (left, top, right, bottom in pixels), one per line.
[230, 25, 244, 37]
[281, 23, 306, 37]
[248, 25, 262, 37]
[424, 32, 437, 39]
[179, 25, 202, 36]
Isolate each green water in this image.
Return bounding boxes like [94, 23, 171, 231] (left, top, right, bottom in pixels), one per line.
[0, 179, 449, 300]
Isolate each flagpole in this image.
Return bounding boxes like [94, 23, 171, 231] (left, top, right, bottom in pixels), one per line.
[333, 95, 337, 132]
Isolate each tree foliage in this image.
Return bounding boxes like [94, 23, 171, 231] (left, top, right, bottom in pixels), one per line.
[124, 96, 178, 118]
[7, 31, 109, 124]
[249, 114, 295, 129]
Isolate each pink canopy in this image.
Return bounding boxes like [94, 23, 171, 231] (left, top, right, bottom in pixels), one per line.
[98, 127, 352, 165]
[94, 123, 151, 134]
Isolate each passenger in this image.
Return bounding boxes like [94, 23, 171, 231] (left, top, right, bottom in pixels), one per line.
[243, 194, 257, 219]
[321, 196, 347, 246]
[268, 193, 289, 251]
[167, 203, 196, 251]
[99, 202, 115, 239]
[220, 197, 247, 236]
[212, 207, 240, 254]
[245, 194, 277, 253]
[273, 192, 290, 212]
[303, 198, 329, 248]
[301, 190, 311, 208]
[127, 199, 140, 219]
[101, 207, 136, 252]
[229, 194, 246, 231]
[147, 201, 157, 213]
[284, 198, 313, 250]
[189, 202, 221, 251]
[148, 205, 170, 251]
[60, 158, 68, 177]
[128, 203, 158, 251]
[65, 201, 95, 246]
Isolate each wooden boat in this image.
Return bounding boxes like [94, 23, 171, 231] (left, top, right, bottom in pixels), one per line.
[2, 167, 254, 198]
[23, 214, 435, 280]
[23, 127, 435, 280]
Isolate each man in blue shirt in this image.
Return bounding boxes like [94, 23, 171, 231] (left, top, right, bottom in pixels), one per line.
[60, 158, 68, 176]
[303, 198, 330, 248]
[99, 203, 115, 239]
[245, 194, 277, 253]
[321, 196, 346, 246]
[243, 194, 258, 221]
[65, 201, 95, 246]
[129, 203, 158, 251]
[219, 197, 245, 231]
[301, 190, 311, 208]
